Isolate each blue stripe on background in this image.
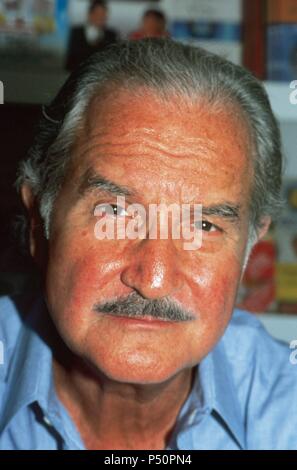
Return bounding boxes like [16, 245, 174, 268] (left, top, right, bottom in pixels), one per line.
[170, 22, 241, 41]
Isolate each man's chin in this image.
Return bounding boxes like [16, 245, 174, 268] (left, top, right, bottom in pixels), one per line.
[86, 352, 187, 386]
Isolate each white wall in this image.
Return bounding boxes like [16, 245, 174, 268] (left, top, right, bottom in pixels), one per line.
[162, 0, 242, 22]
[109, 1, 156, 37]
[264, 83, 297, 179]
[281, 121, 297, 179]
[258, 314, 297, 344]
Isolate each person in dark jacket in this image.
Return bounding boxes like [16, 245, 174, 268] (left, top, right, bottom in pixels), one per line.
[65, 0, 118, 71]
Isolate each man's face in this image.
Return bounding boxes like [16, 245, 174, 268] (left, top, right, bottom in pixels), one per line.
[89, 6, 107, 28]
[143, 14, 166, 37]
[41, 89, 253, 384]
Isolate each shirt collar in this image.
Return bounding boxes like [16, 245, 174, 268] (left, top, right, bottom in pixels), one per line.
[1, 297, 245, 449]
[0, 296, 54, 433]
[175, 333, 245, 450]
[0, 295, 85, 449]
[202, 337, 245, 449]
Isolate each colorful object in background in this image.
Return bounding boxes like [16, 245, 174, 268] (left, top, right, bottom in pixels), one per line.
[129, 8, 168, 40]
[267, 0, 297, 23]
[0, 0, 68, 67]
[267, 24, 297, 81]
[242, 0, 266, 79]
[171, 21, 241, 42]
[266, 0, 297, 81]
[237, 232, 277, 313]
[275, 181, 297, 313]
[238, 180, 297, 314]
[163, 0, 243, 65]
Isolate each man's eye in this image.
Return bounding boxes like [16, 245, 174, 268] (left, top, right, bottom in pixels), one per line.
[109, 204, 127, 217]
[201, 220, 218, 232]
[94, 203, 128, 217]
[196, 220, 220, 233]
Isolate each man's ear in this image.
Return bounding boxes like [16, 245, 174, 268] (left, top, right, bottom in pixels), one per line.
[256, 215, 272, 241]
[20, 183, 48, 269]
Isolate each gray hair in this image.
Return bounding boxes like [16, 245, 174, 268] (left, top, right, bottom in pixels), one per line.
[16, 39, 283, 248]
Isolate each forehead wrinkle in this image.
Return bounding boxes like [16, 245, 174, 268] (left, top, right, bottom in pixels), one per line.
[72, 129, 248, 198]
[83, 95, 252, 169]
[85, 141, 223, 176]
[73, 131, 225, 177]
[136, 138, 218, 161]
[73, 93, 253, 199]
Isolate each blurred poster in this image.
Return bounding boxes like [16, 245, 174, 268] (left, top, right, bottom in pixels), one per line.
[162, 0, 243, 65]
[162, 0, 242, 22]
[0, 0, 68, 69]
[275, 180, 297, 313]
[237, 228, 277, 313]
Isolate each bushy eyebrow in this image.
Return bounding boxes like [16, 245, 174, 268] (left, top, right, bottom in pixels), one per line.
[77, 168, 242, 224]
[202, 203, 241, 224]
[78, 168, 135, 198]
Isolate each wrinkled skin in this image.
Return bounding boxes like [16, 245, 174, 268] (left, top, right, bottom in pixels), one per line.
[22, 89, 269, 448]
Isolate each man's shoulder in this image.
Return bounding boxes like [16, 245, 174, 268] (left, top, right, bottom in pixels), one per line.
[0, 296, 23, 383]
[225, 309, 292, 368]
[223, 309, 297, 448]
[0, 295, 23, 347]
[0, 294, 39, 379]
[222, 309, 297, 410]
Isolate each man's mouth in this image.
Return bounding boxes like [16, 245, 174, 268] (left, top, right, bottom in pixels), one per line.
[103, 312, 180, 328]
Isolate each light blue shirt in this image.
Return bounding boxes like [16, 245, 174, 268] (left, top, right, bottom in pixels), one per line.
[0, 294, 296, 450]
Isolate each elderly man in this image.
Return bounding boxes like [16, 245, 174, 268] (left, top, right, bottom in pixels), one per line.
[0, 39, 296, 450]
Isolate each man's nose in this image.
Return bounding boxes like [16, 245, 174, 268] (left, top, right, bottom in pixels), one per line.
[121, 239, 184, 299]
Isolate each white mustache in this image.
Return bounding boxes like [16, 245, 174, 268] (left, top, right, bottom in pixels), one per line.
[93, 292, 195, 322]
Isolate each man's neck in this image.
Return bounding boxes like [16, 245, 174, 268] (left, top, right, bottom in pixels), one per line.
[53, 352, 195, 450]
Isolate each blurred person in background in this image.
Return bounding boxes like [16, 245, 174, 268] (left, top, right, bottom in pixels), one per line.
[66, 0, 118, 71]
[129, 9, 168, 40]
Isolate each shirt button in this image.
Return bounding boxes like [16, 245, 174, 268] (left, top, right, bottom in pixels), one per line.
[189, 410, 197, 424]
[43, 416, 53, 427]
